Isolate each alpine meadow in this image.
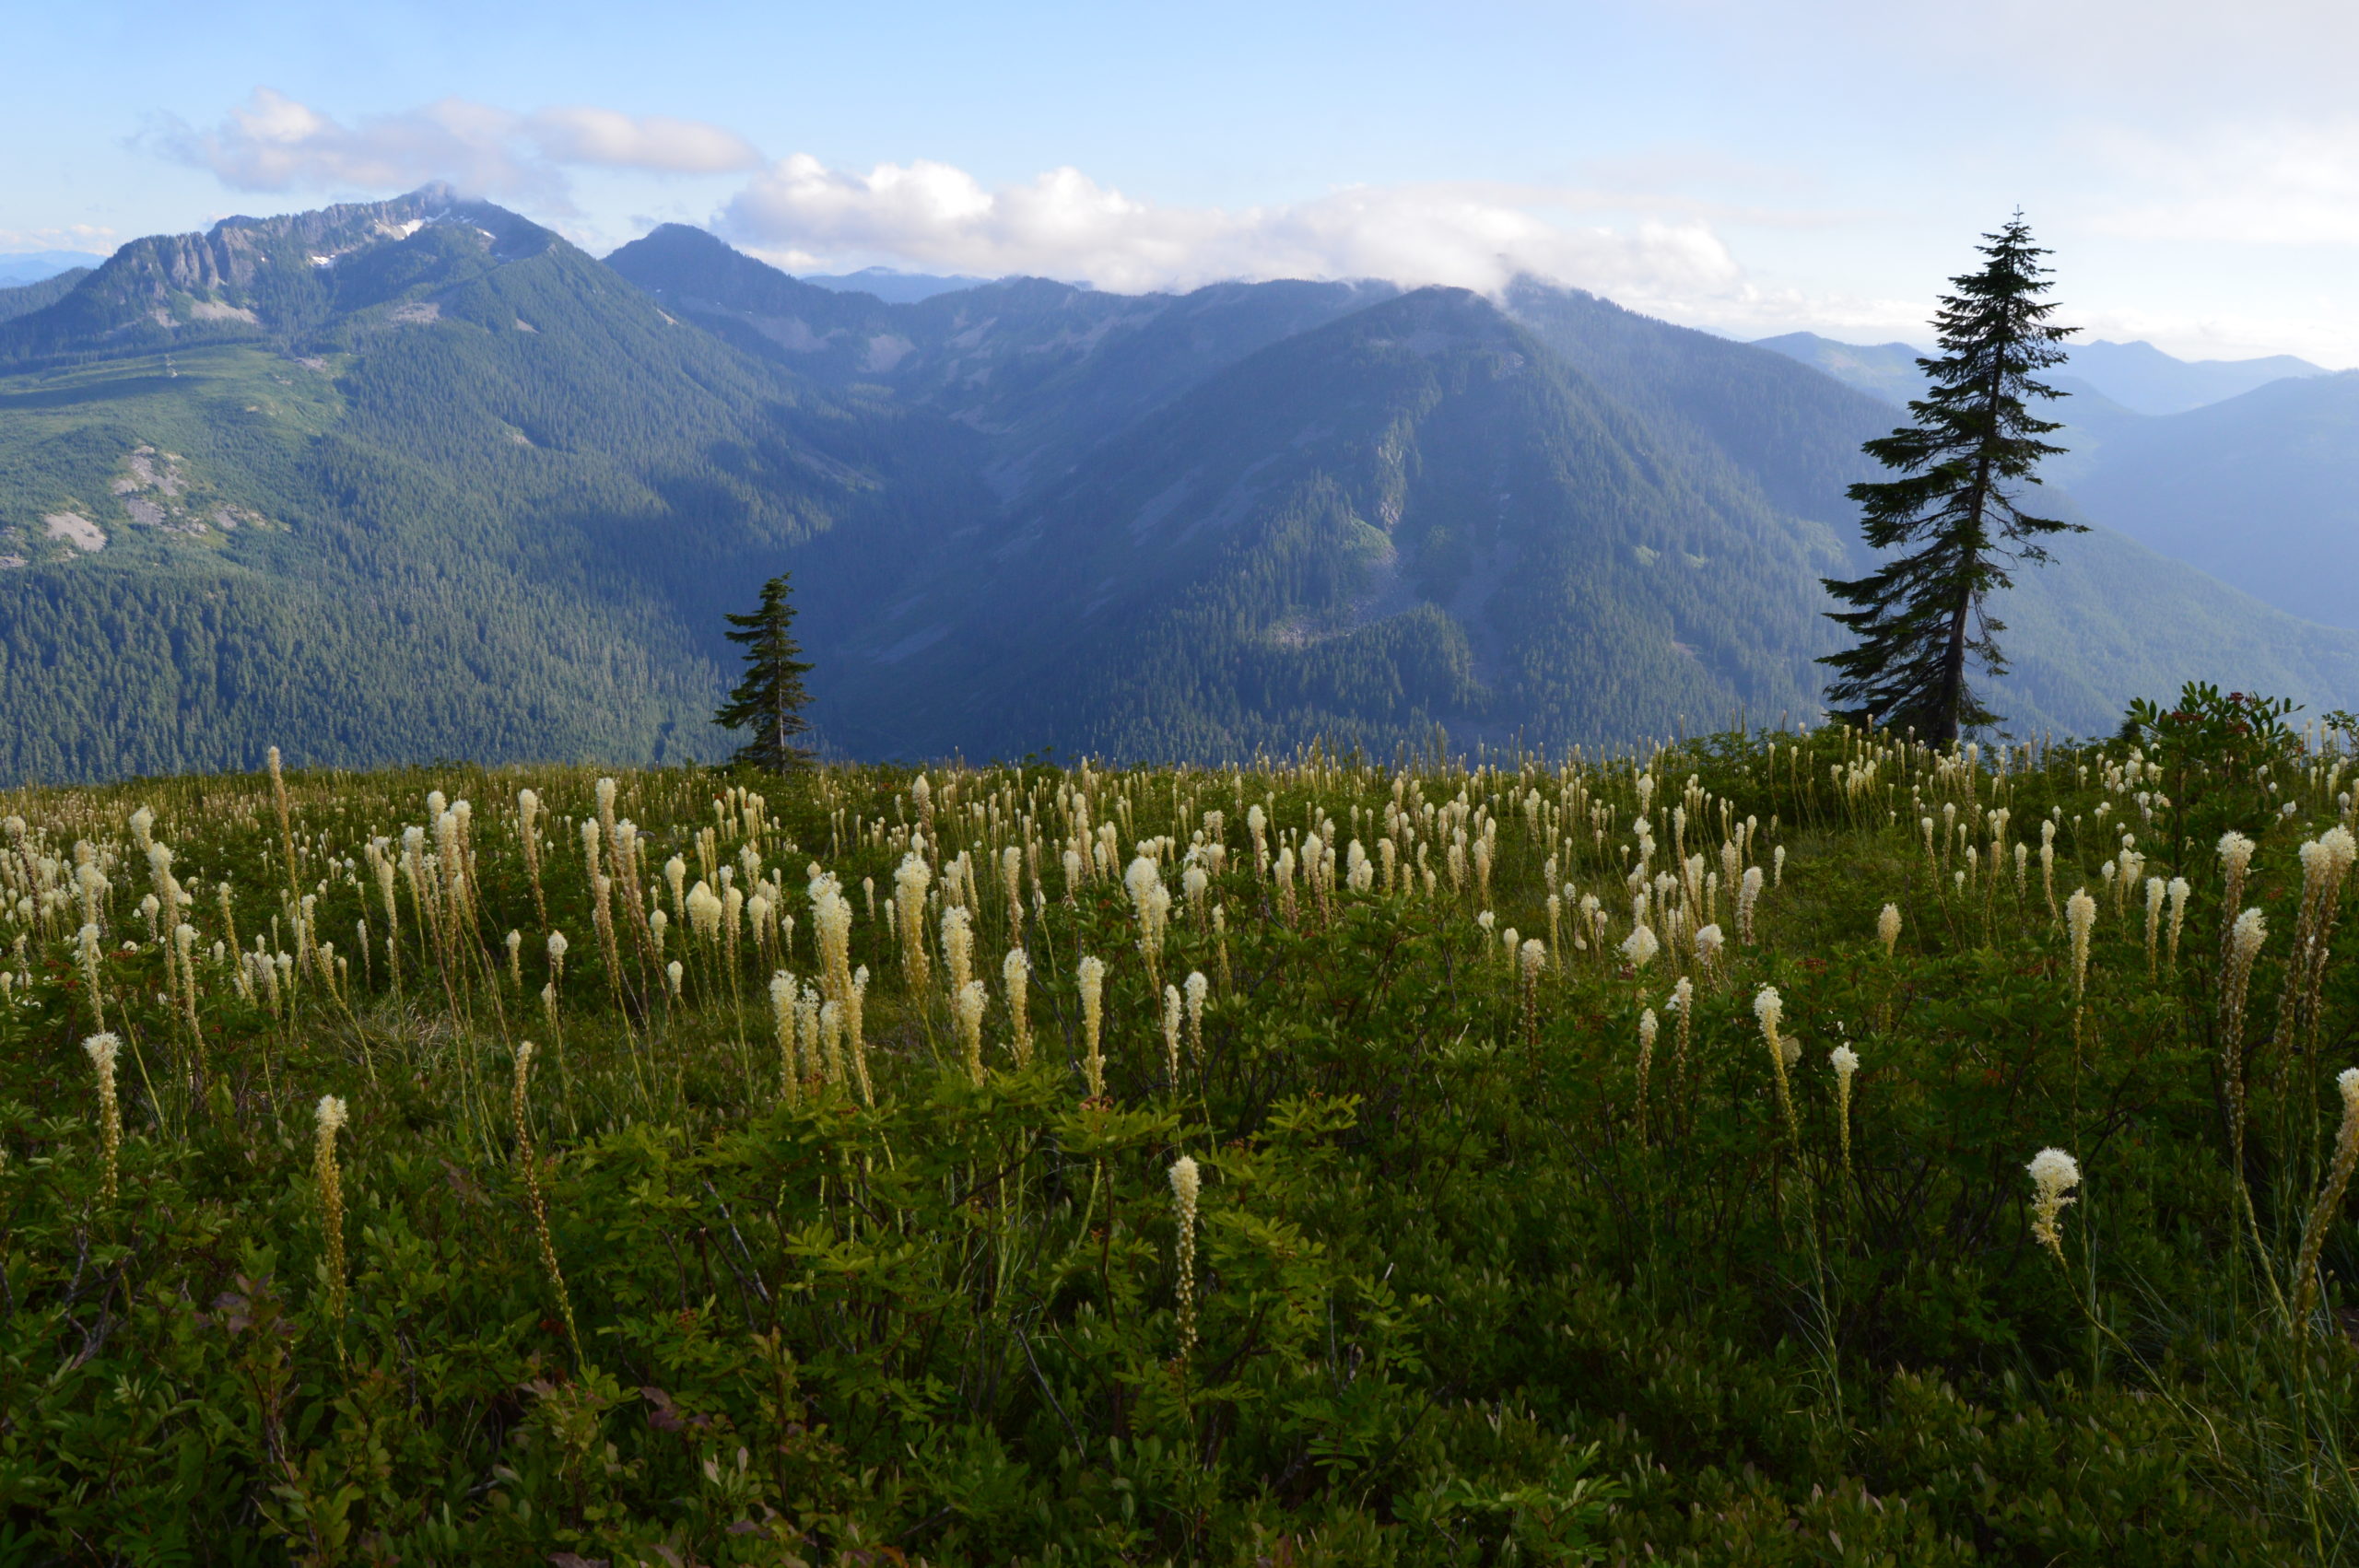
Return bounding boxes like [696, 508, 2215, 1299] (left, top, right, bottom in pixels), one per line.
[7, 72, 2359, 1568]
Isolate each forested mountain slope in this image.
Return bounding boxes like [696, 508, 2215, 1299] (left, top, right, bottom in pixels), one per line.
[1754, 326, 2359, 634]
[821, 286, 1852, 759]
[0, 189, 2353, 782]
[2059, 373, 2359, 632]
[1507, 288, 2359, 732]
[801, 277, 2359, 758]
[608, 224, 1396, 497]
[0, 190, 957, 780]
[0, 271, 91, 325]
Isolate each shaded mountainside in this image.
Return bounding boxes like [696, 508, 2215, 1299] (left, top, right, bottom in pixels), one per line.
[0, 190, 2353, 782]
[1755, 327, 2359, 638]
[1750, 332, 1927, 408]
[822, 287, 1850, 761]
[0, 270, 91, 324]
[607, 223, 1395, 495]
[2061, 372, 2359, 633]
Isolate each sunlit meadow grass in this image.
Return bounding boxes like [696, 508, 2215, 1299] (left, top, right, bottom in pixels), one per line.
[6, 725, 2359, 1563]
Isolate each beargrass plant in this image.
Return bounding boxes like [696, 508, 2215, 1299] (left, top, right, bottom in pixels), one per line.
[6, 700, 2359, 1560]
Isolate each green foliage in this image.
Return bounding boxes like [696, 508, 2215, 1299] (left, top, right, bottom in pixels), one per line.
[2121, 682, 2309, 862]
[5, 708, 2359, 1560]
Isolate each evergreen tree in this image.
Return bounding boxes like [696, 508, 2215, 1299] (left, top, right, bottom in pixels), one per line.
[714, 573, 815, 770]
[1818, 215, 2081, 743]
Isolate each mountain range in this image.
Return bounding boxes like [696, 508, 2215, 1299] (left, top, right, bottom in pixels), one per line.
[0, 250, 106, 288]
[799, 266, 990, 303]
[1757, 330, 2359, 634]
[0, 186, 2352, 782]
[1755, 331, 2331, 416]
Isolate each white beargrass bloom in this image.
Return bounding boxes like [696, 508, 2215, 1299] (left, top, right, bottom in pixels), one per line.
[2218, 829, 2259, 932]
[818, 999, 845, 1084]
[2295, 1068, 2359, 1321]
[894, 853, 933, 987]
[1078, 955, 1108, 1098]
[2233, 906, 2268, 964]
[2026, 1147, 2081, 1261]
[1737, 865, 1765, 942]
[665, 960, 685, 997]
[955, 979, 989, 1086]
[941, 905, 975, 995]
[2066, 888, 2097, 996]
[1620, 924, 1660, 970]
[1756, 984, 1802, 1140]
[2325, 825, 2356, 873]
[1877, 903, 1902, 956]
[85, 1032, 123, 1201]
[1003, 949, 1034, 1067]
[1694, 923, 1723, 968]
[1162, 983, 1184, 1082]
[314, 1094, 350, 1320]
[687, 882, 723, 942]
[770, 971, 799, 1094]
[1170, 1154, 1202, 1353]
[1125, 854, 1163, 932]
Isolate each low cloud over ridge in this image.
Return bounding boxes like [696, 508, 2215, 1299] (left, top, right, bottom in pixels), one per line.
[148, 93, 1922, 339]
[721, 154, 1746, 303]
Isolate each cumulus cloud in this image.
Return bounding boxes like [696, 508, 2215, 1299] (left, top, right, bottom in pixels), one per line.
[722, 153, 1770, 311]
[154, 88, 759, 203]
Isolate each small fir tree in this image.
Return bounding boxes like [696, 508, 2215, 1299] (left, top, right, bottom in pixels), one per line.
[714, 573, 815, 770]
[1818, 215, 2080, 743]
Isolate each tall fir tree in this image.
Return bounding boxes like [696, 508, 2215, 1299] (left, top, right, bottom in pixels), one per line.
[714, 573, 815, 770]
[1818, 215, 2081, 743]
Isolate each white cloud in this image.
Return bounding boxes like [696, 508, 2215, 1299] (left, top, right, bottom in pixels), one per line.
[2088, 118, 2359, 247]
[0, 223, 116, 252]
[522, 109, 762, 175]
[721, 153, 1778, 312]
[155, 89, 759, 204]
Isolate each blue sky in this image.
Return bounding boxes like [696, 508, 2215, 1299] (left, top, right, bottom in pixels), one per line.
[10, 0, 2358, 362]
